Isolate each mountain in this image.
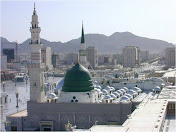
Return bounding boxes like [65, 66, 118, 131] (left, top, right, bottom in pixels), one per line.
[1, 37, 10, 43]
[1, 32, 174, 54]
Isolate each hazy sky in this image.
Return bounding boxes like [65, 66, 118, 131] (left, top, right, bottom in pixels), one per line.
[1, 0, 176, 44]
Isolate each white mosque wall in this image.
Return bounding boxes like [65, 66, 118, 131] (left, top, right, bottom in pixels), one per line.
[58, 90, 99, 103]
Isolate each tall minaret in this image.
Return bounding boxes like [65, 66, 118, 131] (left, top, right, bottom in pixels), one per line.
[30, 3, 41, 63]
[79, 22, 87, 67]
[28, 3, 45, 103]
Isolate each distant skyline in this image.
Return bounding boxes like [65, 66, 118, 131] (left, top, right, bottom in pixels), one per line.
[1, 0, 176, 44]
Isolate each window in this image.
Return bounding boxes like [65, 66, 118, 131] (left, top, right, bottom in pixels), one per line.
[75, 100, 78, 102]
[71, 100, 74, 102]
[73, 96, 76, 99]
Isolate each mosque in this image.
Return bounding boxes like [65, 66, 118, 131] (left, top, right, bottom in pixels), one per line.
[6, 4, 175, 132]
[6, 4, 132, 131]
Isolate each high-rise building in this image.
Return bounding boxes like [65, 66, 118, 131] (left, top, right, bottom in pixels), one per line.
[165, 48, 175, 67]
[87, 46, 98, 68]
[52, 53, 59, 67]
[41, 47, 53, 70]
[1, 55, 7, 69]
[27, 3, 45, 103]
[122, 46, 140, 68]
[140, 50, 149, 62]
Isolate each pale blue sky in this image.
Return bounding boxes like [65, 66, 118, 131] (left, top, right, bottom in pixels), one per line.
[1, 0, 176, 44]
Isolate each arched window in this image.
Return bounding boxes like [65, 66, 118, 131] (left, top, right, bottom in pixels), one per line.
[75, 100, 78, 102]
[71, 100, 74, 102]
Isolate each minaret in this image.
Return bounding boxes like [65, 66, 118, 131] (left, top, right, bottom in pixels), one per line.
[28, 3, 45, 103]
[30, 3, 41, 63]
[79, 22, 87, 67]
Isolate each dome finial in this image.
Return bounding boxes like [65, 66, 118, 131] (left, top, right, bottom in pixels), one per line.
[77, 54, 79, 64]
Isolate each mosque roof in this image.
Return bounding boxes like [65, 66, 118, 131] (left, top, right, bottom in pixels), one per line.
[62, 63, 94, 92]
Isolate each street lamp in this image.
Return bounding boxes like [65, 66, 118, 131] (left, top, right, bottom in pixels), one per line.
[53, 71, 55, 79]
[15, 89, 19, 107]
[2, 82, 5, 92]
[15, 77, 17, 86]
[25, 75, 28, 84]
[47, 72, 49, 80]
[44, 73, 47, 82]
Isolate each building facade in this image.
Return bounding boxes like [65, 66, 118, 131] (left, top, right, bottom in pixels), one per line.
[41, 47, 53, 70]
[1, 55, 7, 69]
[87, 46, 98, 68]
[65, 53, 78, 64]
[140, 50, 149, 62]
[122, 46, 140, 68]
[112, 53, 123, 65]
[52, 53, 59, 67]
[165, 48, 175, 67]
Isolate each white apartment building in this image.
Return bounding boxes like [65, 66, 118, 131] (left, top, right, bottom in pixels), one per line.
[165, 48, 175, 67]
[41, 47, 53, 70]
[122, 46, 140, 68]
[87, 46, 98, 68]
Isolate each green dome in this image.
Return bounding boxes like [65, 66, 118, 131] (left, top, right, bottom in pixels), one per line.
[62, 63, 94, 92]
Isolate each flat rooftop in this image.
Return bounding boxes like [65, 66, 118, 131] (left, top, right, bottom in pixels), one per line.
[8, 109, 27, 117]
[158, 86, 176, 99]
[87, 99, 168, 132]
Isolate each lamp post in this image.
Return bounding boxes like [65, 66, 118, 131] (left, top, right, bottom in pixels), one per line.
[53, 71, 55, 79]
[15, 77, 17, 86]
[44, 73, 47, 82]
[15, 89, 19, 107]
[2, 82, 5, 92]
[25, 75, 28, 84]
[47, 72, 49, 80]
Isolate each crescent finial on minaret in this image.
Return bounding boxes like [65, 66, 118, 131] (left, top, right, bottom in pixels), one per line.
[34, 2, 36, 10]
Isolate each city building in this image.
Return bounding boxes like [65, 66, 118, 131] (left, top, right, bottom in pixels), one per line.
[122, 46, 140, 68]
[1, 55, 7, 69]
[65, 53, 78, 64]
[165, 48, 175, 68]
[112, 53, 123, 65]
[41, 47, 53, 70]
[87, 46, 98, 68]
[104, 56, 112, 64]
[52, 53, 59, 67]
[140, 50, 149, 62]
[98, 54, 105, 65]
